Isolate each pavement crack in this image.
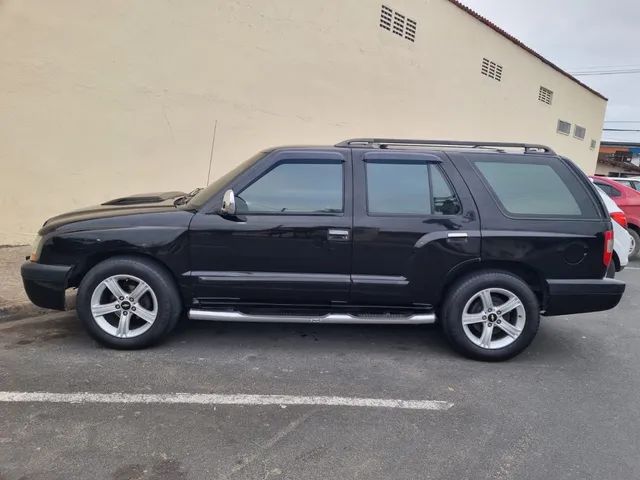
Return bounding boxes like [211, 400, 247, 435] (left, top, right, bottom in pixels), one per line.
[225, 408, 317, 478]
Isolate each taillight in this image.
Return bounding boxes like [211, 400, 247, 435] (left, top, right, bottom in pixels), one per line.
[611, 211, 628, 229]
[603, 230, 614, 267]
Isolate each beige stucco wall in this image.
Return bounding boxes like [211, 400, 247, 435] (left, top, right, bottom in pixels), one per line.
[0, 0, 607, 244]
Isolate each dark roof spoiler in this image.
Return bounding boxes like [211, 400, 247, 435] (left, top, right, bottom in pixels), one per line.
[335, 138, 556, 155]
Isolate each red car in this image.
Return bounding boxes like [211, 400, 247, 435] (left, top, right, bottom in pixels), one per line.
[591, 176, 640, 258]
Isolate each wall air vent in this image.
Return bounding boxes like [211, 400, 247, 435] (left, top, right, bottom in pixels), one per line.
[380, 5, 417, 43]
[538, 86, 553, 105]
[481, 58, 503, 81]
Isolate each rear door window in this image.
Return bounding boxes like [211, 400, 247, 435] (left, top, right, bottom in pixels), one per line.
[471, 156, 598, 218]
[594, 182, 621, 198]
[365, 161, 461, 215]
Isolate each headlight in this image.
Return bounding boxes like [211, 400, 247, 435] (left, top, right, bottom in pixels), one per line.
[30, 234, 43, 262]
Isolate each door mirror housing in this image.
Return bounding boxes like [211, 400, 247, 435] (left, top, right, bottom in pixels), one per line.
[220, 189, 236, 215]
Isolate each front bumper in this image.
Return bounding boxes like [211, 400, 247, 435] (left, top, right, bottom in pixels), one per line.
[544, 278, 626, 316]
[21, 262, 73, 310]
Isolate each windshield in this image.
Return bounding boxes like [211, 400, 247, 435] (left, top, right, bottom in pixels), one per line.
[186, 151, 268, 210]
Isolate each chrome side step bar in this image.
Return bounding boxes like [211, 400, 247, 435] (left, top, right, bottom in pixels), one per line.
[188, 310, 436, 325]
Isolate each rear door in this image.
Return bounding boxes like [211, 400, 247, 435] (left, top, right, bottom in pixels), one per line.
[350, 149, 481, 308]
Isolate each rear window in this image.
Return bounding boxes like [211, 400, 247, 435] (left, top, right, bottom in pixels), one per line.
[471, 156, 598, 218]
[594, 181, 621, 198]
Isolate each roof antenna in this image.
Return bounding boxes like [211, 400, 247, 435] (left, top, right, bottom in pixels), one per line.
[206, 120, 218, 185]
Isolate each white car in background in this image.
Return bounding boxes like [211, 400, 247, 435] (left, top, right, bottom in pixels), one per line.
[593, 184, 631, 277]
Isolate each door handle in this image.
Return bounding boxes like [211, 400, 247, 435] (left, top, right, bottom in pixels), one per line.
[328, 229, 350, 241]
[447, 232, 468, 242]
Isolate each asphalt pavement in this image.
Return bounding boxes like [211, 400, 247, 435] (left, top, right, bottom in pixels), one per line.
[1, 262, 639, 480]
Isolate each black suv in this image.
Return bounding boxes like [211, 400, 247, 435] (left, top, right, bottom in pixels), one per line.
[22, 139, 626, 360]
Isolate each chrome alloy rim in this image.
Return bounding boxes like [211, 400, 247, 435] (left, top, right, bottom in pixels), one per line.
[462, 288, 526, 349]
[90, 274, 158, 338]
[630, 234, 636, 255]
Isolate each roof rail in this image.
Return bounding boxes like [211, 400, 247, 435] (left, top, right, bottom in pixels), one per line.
[335, 138, 556, 155]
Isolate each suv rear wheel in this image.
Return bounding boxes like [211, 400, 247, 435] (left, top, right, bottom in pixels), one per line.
[441, 271, 540, 361]
[77, 256, 182, 349]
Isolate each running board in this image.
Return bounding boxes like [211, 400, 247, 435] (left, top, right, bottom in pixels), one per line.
[188, 310, 436, 325]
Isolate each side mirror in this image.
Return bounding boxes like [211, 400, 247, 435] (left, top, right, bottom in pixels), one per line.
[220, 189, 236, 215]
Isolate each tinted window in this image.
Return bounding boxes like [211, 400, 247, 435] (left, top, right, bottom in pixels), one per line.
[366, 161, 460, 215]
[472, 158, 597, 217]
[237, 161, 343, 214]
[431, 165, 462, 215]
[595, 182, 621, 198]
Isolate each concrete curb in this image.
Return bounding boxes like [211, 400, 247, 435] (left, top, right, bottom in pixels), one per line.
[0, 293, 76, 323]
[0, 302, 50, 323]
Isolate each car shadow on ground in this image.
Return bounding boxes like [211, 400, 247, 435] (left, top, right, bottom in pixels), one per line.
[1, 311, 597, 366]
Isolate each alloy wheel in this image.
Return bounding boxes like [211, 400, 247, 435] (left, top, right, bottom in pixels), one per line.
[461, 288, 526, 349]
[89, 274, 158, 338]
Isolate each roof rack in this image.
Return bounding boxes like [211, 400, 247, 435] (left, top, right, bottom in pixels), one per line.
[335, 138, 556, 155]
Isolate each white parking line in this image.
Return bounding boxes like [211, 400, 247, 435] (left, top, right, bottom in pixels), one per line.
[625, 266, 640, 270]
[0, 391, 453, 410]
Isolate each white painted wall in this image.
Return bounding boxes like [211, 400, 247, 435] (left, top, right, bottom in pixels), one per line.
[0, 0, 607, 244]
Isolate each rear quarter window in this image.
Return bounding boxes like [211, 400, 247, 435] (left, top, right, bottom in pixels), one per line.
[470, 155, 599, 219]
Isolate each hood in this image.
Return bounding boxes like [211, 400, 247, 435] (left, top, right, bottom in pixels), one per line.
[40, 191, 187, 234]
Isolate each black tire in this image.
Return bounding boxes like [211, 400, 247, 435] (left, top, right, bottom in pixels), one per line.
[628, 228, 640, 260]
[441, 271, 540, 361]
[77, 256, 182, 349]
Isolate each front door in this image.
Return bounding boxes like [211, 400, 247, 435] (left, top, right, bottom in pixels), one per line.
[188, 149, 352, 308]
[350, 149, 481, 308]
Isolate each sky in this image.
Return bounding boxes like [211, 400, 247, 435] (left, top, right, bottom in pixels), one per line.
[459, 0, 640, 142]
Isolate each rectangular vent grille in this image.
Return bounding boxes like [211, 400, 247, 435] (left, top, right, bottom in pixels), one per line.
[574, 125, 586, 140]
[481, 58, 503, 81]
[557, 120, 571, 135]
[405, 18, 417, 42]
[538, 86, 553, 105]
[380, 5, 392, 30]
[393, 11, 405, 36]
[380, 5, 417, 42]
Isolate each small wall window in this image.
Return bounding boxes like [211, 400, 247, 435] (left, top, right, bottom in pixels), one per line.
[538, 86, 553, 105]
[557, 120, 571, 135]
[379, 5, 417, 42]
[481, 58, 503, 81]
[574, 125, 586, 140]
[590, 139, 597, 150]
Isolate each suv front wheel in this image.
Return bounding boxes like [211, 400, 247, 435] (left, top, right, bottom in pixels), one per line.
[441, 271, 540, 361]
[77, 256, 182, 349]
